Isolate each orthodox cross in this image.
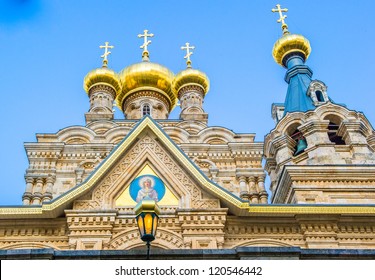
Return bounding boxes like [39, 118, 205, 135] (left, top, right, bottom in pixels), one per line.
[271, 4, 290, 35]
[99, 42, 114, 67]
[181, 42, 195, 68]
[138, 29, 154, 61]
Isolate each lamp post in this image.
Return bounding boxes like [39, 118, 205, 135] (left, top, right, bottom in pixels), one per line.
[134, 196, 160, 260]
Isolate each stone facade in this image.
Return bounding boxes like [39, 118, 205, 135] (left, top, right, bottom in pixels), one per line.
[1, 23, 375, 258]
[21, 118, 265, 206]
[0, 114, 374, 253]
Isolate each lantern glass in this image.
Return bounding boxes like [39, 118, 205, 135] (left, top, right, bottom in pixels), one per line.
[137, 215, 144, 236]
[134, 199, 160, 244]
[152, 215, 159, 236]
[144, 213, 153, 235]
[136, 212, 159, 242]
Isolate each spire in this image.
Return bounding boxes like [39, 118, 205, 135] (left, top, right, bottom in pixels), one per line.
[271, 4, 315, 115]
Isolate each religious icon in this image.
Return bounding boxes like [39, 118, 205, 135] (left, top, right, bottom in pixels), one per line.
[130, 174, 166, 203]
[136, 176, 158, 202]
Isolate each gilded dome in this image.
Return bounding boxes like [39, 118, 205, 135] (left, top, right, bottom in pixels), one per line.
[272, 33, 311, 67]
[116, 62, 176, 111]
[172, 68, 210, 96]
[83, 67, 121, 95]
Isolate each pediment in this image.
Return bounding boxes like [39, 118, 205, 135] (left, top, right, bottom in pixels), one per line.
[73, 130, 222, 212]
[31, 116, 246, 217]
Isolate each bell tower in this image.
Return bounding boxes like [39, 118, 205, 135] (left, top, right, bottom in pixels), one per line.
[264, 5, 375, 204]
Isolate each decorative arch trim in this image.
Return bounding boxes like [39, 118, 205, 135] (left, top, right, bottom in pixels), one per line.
[108, 228, 183, 250]
[57, 126, 96, 143]
[197, 127, 236, 143]
[0, 242, 62, 250]
[162, 127, 190, 143]
[233, 238, 293, 248]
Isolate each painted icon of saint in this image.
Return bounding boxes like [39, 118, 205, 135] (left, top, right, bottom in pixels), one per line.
[136, 176, 158, 202]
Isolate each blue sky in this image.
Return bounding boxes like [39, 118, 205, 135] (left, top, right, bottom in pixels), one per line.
[0, 0, 374, 205]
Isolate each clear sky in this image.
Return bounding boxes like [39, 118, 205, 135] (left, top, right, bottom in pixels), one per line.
[0, 0, 374, 205]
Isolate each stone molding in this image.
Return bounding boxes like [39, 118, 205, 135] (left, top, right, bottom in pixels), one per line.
[273, 165, 375, 204]
[1, 210, 375, 250]
[88, 84, 117, 99]
[122, 90, 170, 113]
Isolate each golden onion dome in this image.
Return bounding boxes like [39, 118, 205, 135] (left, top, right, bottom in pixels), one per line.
[83, 67, 121, 95]
[172, 68, 210, 96]
[116, 62, 176, 111]
[272, 33, 311, 67]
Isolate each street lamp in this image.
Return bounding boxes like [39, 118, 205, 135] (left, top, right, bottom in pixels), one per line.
[134, 196, 161, 260]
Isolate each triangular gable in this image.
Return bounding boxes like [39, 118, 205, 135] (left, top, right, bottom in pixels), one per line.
[75, 135, 219, 210]
[72, 116, 246, 212]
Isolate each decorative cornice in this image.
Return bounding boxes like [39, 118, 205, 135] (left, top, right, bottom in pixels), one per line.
[273, 165, 375, 204]
[88, 84, 117, 99]
[298, 120, 330, 137]
[284, 64, 313, 83]
[269, 135, 295, 156]
[177, 85, 205, 99]
[248, 205, 375, 215]
[280, 165, 375, 182]
[338, 120, 371, 139]
[122, 89, 170, 112]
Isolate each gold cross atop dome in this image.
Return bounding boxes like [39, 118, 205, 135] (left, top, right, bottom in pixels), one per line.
[271, 4, 311, 67]
[99, 42, 114, 67]
[272, 4, 290, 35]
[181, 42, 195, 68]
[138, 29, 154, 61]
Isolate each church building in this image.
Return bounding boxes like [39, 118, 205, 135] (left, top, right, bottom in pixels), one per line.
[1, 5, 375, 259]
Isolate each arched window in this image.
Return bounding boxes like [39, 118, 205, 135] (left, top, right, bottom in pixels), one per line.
[290, 129, 307, 156]
[142, 104, 151, 116]
[308, 80, 328, 105]
[324, 115, 346, 145]
[285, 123, 307, 156]
[327, 122, 346, 145]
[315, 90, 325, 102]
